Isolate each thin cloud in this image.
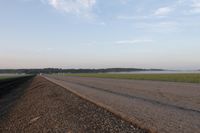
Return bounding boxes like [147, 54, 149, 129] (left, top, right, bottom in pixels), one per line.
[119, 0, 129, 5]
[115, 39, 154, 44]
[192, 0, 200, 8]
[174, 0, 200, 14]
[191, 0, 200, 13]
[48, 0, 96, 18]
[154, 7, 173, 16]
[117, 15, 150, 20]
[134, 21, 179, 33]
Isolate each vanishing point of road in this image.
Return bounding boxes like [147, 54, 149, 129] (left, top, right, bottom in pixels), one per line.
[44, 75, 200, 133]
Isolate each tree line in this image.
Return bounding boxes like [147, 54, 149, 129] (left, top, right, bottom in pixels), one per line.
[0, 68, 164, 74]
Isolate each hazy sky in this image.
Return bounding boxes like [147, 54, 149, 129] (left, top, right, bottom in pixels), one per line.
[0, 0, 200, 69]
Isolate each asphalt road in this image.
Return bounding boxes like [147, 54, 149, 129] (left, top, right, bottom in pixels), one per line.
[0, 76, 146, 133]
[44, 75, 200, 133]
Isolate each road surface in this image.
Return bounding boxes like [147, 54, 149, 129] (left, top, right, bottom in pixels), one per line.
[0, 76, 146, 133]
[44, 75, 200, 133]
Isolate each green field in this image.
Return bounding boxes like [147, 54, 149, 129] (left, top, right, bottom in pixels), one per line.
[0, 76, 18, 81]
[64, 73, 200, 83]
[0, 75, 27, 80]
[0, 77, 10, 80]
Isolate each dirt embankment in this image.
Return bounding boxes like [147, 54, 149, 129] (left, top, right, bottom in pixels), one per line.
[0, 76, 148, 133]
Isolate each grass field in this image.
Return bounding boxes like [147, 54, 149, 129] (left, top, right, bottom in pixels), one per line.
[0, 74, 28, 80]
[0, 77, 10, 80]
[64, 73, 200, 83]
[0, 77, 19, 81]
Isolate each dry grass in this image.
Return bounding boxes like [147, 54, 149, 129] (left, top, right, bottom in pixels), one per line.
[64, 73, 200, 83]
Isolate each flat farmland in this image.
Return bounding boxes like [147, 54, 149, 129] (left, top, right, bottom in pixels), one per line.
[45, 74, 200, 133]
[63, 73, 200, 83]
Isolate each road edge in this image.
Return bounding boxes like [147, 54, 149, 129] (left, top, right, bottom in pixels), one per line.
[42, 76, 157, 133]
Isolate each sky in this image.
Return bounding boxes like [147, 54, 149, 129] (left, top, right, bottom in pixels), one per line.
[0, 0, 200, 69]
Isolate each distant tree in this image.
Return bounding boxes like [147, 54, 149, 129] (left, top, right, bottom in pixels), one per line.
[0, 68, 164, 74]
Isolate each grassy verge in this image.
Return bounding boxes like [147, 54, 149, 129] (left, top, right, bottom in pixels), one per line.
[64, 73, 200, 83]
[0, 75, 34, 97]
[0, 77, 10, 80]
[0, 75, 31, 81]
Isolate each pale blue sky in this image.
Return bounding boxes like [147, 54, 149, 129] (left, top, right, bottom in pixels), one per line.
[0, 0, 200, 69]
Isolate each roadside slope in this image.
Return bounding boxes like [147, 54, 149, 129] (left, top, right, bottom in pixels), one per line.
[0, 76, 147, 133]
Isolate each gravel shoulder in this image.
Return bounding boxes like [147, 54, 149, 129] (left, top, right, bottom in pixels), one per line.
[0, 76, 147, 133]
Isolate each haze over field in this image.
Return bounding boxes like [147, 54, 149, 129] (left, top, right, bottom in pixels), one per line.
[0, 0, 200, 69]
